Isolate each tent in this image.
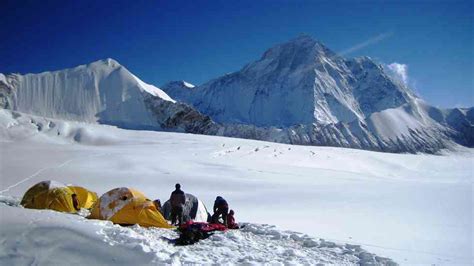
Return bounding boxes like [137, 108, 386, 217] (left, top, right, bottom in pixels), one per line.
[162, 193, 211, 223]
[88, 187, 172, 228]
[21, 180, 98, 213]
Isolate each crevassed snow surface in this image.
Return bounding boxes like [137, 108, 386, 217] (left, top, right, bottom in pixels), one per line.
[0, 110, 472, 265]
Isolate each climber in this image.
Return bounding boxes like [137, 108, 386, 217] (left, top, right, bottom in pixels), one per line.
[169, 183, 186, 225]
[211, 196, 229, 226]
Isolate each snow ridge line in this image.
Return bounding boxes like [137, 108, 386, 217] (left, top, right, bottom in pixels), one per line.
[0, 153, 109, 194]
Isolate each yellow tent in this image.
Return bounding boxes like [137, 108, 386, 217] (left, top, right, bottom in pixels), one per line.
[21, 180, 98, 213]
[88, 187, 173, 228]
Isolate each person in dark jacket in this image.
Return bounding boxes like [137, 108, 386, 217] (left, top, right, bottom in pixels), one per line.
[227, 209, 239, 229]
[211, 196, 229, 226]
[169, 183, 186, 225]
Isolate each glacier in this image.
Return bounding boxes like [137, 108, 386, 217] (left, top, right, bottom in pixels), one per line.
[0, 109, 472, 264]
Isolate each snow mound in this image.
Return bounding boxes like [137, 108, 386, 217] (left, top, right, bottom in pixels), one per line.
[0, 109, 120, 145]
[0, 197, 395, 265]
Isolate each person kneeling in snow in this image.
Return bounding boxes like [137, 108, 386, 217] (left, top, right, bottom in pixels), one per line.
[227, 209, 239, 229]
[211, 196, 229, 226]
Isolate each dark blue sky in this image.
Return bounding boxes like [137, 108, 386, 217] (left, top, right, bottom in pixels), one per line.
[1, 0, 472, 107]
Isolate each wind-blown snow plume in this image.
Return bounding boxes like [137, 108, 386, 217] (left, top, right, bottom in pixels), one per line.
[387, 62, 409, 86]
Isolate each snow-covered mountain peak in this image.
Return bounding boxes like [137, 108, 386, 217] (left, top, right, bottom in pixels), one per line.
[256, 35, 336, 69]
[0, 59, 178, 128]
[160, 81, 197, 103]
[166, 35, 410, 127]
[1, 37, 471, 153]
[183, 81, 195, 88]
[350, 56, 378, 68]
[164, 80, 195, 89]
[103, 58, 120, 67]
[87, 58, 121, 69]
[160, 35, 473, 152]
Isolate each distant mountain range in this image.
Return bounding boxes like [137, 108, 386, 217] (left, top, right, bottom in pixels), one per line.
[1, 36, 472, 153]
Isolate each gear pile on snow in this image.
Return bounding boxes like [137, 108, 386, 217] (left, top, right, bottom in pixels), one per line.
[174, 221, 227, 246]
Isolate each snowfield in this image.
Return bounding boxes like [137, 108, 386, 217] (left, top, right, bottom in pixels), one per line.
[0, 109, 472, 265]
[0, 196, 377, 265]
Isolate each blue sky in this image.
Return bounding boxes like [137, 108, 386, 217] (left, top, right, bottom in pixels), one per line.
[1, 0, 472, 107]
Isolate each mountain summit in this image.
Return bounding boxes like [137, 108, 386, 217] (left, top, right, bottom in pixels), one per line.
[0, 59, 216, 133]
[1, 36, 472, 153]
[162, 36, 473, 153]
[165, 36, 414, 127]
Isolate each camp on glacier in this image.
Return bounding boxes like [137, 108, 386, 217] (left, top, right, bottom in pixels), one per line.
[0, 30, 472, 266]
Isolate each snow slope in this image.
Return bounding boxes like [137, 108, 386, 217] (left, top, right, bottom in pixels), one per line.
[1, 110, 472, 265]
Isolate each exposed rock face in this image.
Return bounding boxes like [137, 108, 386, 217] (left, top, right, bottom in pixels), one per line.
[143, 94, 219, 134]
[0, 74, 16, 109]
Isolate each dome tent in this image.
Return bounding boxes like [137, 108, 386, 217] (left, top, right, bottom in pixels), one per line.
[88, 187, 172, 228]
[162, 193, 211, 223]
[21, 180, 98, 213]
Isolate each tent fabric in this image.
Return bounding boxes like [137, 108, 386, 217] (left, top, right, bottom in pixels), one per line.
[68, 186, 98, 209]
[20, 180, 98, 213]
[162, 193, 211, 223]
[89, 187, 173, 228]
